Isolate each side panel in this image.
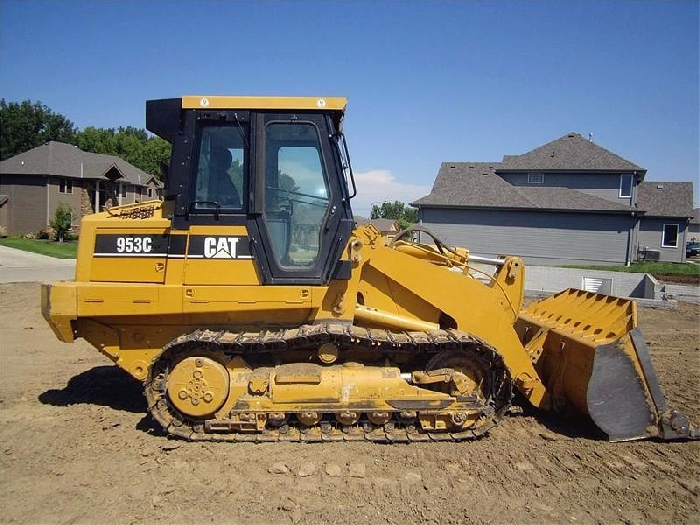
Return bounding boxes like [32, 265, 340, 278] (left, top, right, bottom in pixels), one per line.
[182, 225, 260, 286]
[90, 229, 171, 283]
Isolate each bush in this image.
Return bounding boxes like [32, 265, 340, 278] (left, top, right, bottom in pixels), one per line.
[50, 203, 74, 242]
[0, 225, 6, 238]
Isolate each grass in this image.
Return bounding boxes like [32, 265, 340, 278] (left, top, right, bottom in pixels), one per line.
[0, 237, 78, 259]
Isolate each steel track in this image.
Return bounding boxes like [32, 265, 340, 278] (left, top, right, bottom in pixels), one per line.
[144, 324, 513, 442]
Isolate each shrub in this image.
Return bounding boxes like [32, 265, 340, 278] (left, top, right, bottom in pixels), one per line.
[50, 203, 74, 242]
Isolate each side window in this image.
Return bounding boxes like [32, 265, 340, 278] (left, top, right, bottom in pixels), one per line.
[264, 122, 329, 268]
[193, 125, 247, 211]
[662, 224, 679, 248]
[527, 172, 544, 184]
[619, 174, 633, 198]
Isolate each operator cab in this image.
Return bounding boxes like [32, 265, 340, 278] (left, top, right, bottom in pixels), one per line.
[146, 96, 355, 285]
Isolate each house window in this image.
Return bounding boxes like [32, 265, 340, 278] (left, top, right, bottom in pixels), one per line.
[661, 224, 679, 248]
[527, 172, 544, 184]
[58, 178, 73, 194]
[619, 174, 633, 198]
[147, 188, 153, 198]
[121, 184, 127, 198]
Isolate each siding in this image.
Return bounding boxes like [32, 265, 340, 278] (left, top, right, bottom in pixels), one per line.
[498, 172, 637, 207]
[637, 218, 687, 263]
[48, 176, 83, 227]
[421, 208, 632, 265]
[0, 175, 48, 235]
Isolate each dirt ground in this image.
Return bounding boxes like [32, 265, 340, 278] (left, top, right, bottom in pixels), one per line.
[0, 282, 698, 525]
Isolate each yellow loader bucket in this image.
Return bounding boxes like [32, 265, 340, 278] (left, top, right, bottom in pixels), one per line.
[516, 289, 698, 442]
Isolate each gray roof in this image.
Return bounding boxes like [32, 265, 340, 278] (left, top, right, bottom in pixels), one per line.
[691, 208, 700, 225]
[500, 133, 645, 173]
[0, 141, 150, 185]
[412, 162, 634, 213]
[637, 182, 694, 218]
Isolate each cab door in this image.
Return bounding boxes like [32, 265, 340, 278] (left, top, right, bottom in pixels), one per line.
[248, 113, 353, 285]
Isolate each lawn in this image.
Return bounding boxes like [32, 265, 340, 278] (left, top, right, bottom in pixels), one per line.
[0, 238, 78, 259]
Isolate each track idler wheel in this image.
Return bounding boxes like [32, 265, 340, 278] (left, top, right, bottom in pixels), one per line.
[166, 356, 230, 418]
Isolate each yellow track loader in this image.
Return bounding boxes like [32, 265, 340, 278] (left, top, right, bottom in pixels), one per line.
[42, 96, 697, 442]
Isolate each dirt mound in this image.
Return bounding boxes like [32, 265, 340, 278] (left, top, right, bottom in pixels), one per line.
[1, 282, 698, 524]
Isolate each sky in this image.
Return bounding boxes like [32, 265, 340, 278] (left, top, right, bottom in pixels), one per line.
[1, 0, 698, 214]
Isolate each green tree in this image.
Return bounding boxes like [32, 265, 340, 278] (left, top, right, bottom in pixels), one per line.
[50, 203, 74, 242]
[370, 200, 419, 230]
[75, 126, 171, 178]
[142, 135, 172, 178]
[0, 99, 77, 160]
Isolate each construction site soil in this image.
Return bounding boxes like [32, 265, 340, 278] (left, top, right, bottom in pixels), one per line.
[1, 282, 698, 524]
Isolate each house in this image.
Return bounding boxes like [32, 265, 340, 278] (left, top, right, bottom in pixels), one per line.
[354, 216, 400, 239]
[0, 141, 156, 235]
[689, 208, 700, 240]
[413, 133, 694, 265]
[144, 174, 165, 201]
[636, 182, 694, 260]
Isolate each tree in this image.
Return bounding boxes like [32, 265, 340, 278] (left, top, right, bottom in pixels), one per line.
[370, 200, 419, 230]
[74, 126, 171, 178]
[0, 99, 77, 160]
[141, 135, 171, 178]
[50, 203, 73, 243]
[1, 99, 170, 178]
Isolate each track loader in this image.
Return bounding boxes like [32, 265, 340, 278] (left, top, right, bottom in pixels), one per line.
[42, 96, 697, 442]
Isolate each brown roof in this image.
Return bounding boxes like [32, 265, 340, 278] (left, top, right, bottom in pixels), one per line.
[0, 141, 150, 185]
[637, 182, 694, 218]
[412, 162, 634, 213]
[500, 133, 646, 173]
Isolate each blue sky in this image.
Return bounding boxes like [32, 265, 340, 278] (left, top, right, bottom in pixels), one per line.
[1, 0, 698, 214]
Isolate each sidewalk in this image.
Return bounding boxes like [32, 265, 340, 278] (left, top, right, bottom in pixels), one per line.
[0, 245, 76, 283]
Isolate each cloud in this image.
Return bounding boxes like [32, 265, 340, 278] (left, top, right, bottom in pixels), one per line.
[350, 169, 431, 217]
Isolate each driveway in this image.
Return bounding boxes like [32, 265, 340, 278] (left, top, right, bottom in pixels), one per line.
[0, 246, 75, 283]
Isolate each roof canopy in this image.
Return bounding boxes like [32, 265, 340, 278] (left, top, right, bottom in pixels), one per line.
[181, 95, 347, 112]
[0, 141, 150, 185]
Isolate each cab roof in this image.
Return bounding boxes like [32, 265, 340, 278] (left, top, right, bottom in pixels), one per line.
[181, 95, 347, 112]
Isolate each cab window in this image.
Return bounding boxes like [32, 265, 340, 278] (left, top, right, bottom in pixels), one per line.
[264, 122, 329, 268]
[192, 125, 247, 212]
